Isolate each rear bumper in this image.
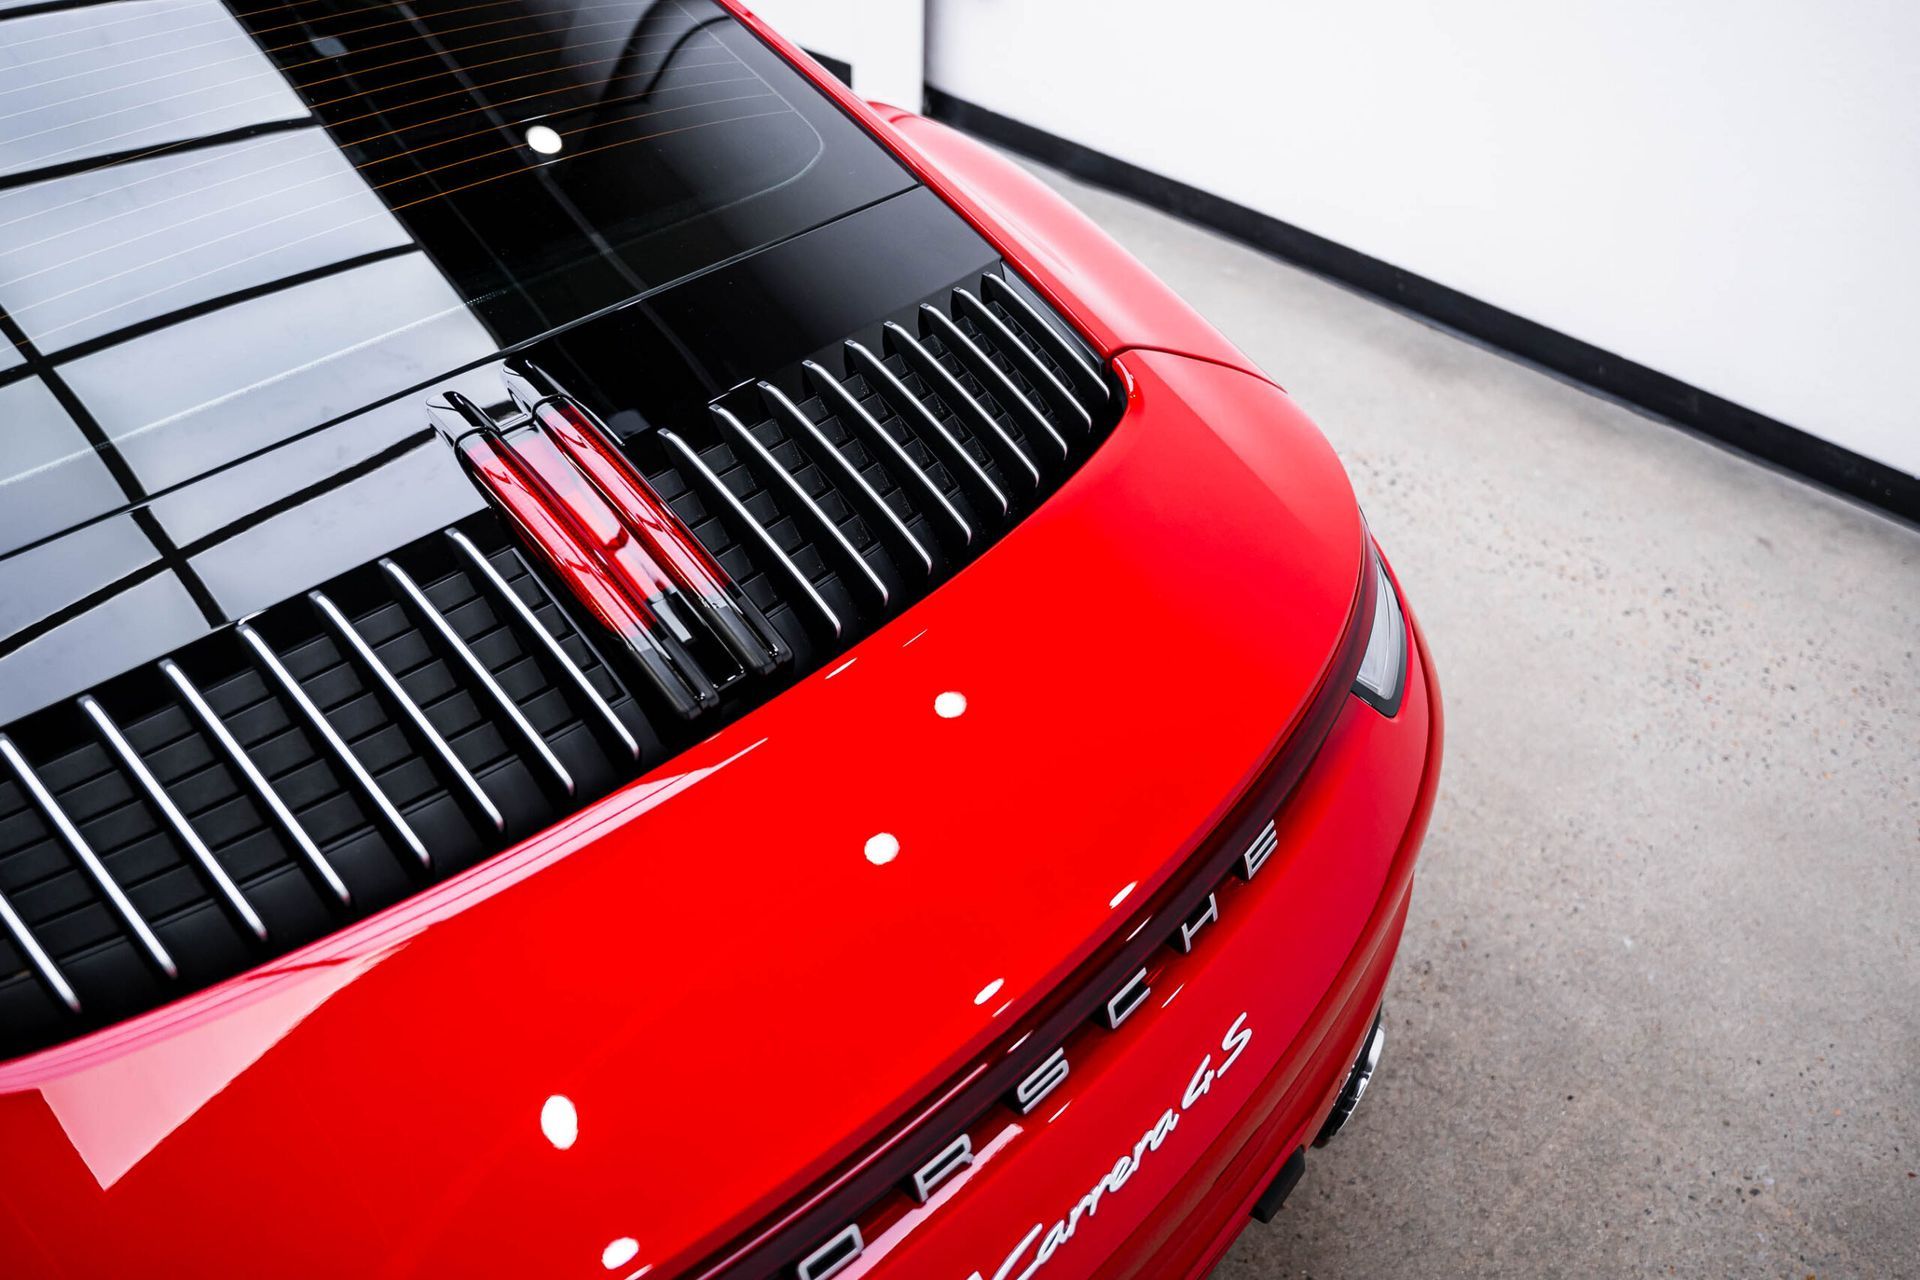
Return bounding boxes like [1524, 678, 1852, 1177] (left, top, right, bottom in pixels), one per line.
[1116, 602, 1440, 1280]
[1313, 1008, 1386, 1150]
[861, 575, 1443, 1280]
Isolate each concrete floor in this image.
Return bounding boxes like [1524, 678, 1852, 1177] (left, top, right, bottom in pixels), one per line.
[1022, 161, 1920, 1278]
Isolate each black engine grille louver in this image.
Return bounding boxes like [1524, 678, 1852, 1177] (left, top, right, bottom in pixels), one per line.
[623, 270, 1112, 660]
[0, 266, 1115, 1059]
[0, 528, 650, 1056]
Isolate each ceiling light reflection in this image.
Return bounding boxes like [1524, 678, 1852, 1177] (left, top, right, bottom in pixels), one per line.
[541, 1094, 578, 1150]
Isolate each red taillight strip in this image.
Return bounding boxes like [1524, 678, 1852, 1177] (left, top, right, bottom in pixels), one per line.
[453, 422, 716, 721]
[502, 360, 791, 678]
[455, 430, 652, 645]
[537, 399, 731, 587]
[501, 428, 682, 609]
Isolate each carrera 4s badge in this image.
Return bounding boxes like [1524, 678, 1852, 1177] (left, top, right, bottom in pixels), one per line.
[965, 1013, 1253, 1280]
[792, 819, 1284, 1280]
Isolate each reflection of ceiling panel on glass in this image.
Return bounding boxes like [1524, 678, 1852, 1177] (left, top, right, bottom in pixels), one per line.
[0, 129, 411, 353]
[63, 251, 495, 492]
[0, 376, 127, 548]
[190, 400, 484, 618]
[0, 512, 155, 642]
[229, 0, 910, 338]
[0, 569, 208, 724]
[0, 0, 307, 179]
[2, 0, 914, 563]
[147, 361, 500, 547]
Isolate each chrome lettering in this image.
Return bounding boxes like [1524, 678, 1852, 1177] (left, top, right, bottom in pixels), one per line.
[1011, 1047, 1070, 1116]
[1183, 1053, 1215, 1109]
[909, 1132, 974, 1203]
[1176, 893, 1218, 954]
[1100, 967, 1151, 1030]
[1220, 1011, 1252, 1074]
[968, 1223, 1043, 1280]
[965, 1015, 1252, 1280]
[796, 1223, 862, 1280]
[1237, 819, 1278, 881]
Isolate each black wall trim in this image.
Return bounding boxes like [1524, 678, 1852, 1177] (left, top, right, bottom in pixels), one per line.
[925, 90, 1918, 526]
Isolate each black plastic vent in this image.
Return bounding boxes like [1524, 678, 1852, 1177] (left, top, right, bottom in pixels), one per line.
[0, 266, 1116, 1059]
[618, 269, 1114, 658]
[0, 523, 651, 1057]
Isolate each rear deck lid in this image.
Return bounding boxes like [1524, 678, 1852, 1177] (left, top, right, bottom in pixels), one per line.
[0, 349, 1365, 1278]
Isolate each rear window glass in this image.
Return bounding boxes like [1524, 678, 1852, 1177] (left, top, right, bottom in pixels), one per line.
[0, 0, 912, 546]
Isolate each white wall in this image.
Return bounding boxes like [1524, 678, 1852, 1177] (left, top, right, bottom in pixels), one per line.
[925, 0, 1920, 477]
[747, 0, 924, 112]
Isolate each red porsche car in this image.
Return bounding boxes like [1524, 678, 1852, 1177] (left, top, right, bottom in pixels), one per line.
[0, 1, 1440, 1276]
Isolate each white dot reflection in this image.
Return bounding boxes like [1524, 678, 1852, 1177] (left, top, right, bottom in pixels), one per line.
[865, 832, 900, 865]
[974, 977, 1005, 1005]
[1109, 881, 1137, 909]
[934, 691, 968, 718]
[602, 1238, 639, 1270]
[541, 1094, 578, 1150]
[525, 124, 564, 155]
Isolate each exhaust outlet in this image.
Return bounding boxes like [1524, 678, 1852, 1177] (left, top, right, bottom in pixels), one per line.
[1314, 1009, 1384, 1146]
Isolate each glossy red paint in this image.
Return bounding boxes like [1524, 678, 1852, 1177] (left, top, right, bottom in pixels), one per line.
[531, 399, 737, 595]
[0, 21, 1446, 1280]
[865, 571, 1438, 1280]
[0, 349, 1387, 1278]
[459, 429, 668, 646]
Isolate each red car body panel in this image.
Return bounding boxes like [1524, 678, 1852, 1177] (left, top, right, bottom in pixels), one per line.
[873, 582, 1436, 1280]
[0, 13, 1443, 1278]
[0, 349, 1419, 1277]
